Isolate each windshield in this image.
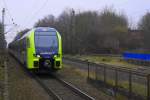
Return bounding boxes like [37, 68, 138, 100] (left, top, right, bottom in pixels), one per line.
[34, 31, 58, 54]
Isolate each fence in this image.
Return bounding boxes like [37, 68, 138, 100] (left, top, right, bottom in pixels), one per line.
[64, 57, 150, 100]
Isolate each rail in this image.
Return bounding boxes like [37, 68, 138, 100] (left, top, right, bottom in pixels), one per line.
[34, 73, 95, 100]
[53, 74, 95, 100]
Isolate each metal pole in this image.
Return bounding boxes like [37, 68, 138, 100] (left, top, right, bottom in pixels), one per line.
[104, 66, 106, 83]
[115, 69, 118, 87]
[2, 8, 5, 34]
[129, 71, 132, 98]
[71, 9, 75, 54]
[115, 69, 118, 97]
[147, 74, 150, 100]
[95, 65, 97, 80]
[87, 60, 89, 79]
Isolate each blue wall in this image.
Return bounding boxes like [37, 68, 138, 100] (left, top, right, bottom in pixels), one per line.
[123, 52, 150, 61]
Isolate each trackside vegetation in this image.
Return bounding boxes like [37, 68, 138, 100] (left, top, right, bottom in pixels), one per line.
[0, 22, 6, 100]
[34, 7, 150, 54]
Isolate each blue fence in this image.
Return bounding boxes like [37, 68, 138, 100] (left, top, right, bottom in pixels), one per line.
[123, 52, 150, 61]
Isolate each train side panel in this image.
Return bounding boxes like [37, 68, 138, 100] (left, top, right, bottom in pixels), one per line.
[27, 30, 39, 69]
[53, 31, 62, 69]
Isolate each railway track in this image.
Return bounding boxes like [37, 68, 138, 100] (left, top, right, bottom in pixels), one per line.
[33, 72, 95, 100]
[9, 52, 95, 100]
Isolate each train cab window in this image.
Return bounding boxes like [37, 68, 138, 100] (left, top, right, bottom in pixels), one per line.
[34, 31, 58, 53]
[35, 35, 58, 48]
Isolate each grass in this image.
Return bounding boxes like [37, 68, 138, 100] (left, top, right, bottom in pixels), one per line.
[0, 64, 4, 82]
[0, 67, 4, 100]
[119, 81, 147, 97]
[64, 54, 143, 70]
[0, 56, 5, 100]
[96, 74, 147, 98]
[96, 73, 147, 97]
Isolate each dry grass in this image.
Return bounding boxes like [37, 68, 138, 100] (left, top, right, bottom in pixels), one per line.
[0, 53, 5, 100]
[0, 67, 4, 100]
[65, 55, 142, 70]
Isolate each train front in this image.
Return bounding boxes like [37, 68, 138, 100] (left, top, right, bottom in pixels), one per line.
[33, 27, 62, 70]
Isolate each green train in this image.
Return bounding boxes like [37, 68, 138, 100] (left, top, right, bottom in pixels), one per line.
[9, 27, 62, 71]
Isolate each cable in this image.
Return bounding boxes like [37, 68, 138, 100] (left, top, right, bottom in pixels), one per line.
[24, 0, 49, 28]
[5, 15, 15, 26]
[5, 24, 17, 34]
[1, 0, 21, 35]
[22, 0, 39, 27]
[2, 0, 49, 30]
[2, 0, 15, 25]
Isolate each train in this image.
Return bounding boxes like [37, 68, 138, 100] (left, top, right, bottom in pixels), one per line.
[9, 27, 62, 71]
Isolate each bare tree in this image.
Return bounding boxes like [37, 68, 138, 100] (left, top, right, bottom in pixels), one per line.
[98, 8, 128, 53]
[34, 8, 130, 54]
[138, 12, 150, 49]
[34, 15, 56, 27]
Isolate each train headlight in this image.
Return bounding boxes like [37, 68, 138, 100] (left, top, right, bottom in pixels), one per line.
[37, 55, 40, 58]
[54, 55, 57, 58]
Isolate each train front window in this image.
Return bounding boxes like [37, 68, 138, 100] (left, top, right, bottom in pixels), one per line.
[34, 31, 58, 53]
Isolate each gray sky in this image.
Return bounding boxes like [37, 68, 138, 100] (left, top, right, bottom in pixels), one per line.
[1, 0, 150, 43]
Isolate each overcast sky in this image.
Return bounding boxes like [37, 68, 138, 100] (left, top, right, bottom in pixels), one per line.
[1, 0, 150, 43]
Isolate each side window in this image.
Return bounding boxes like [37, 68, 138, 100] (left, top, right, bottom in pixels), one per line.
[27, 38, 30, 48]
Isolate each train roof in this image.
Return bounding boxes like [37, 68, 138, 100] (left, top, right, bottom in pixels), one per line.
[16, 27, 57, 41]
[35, 27, 57, 32]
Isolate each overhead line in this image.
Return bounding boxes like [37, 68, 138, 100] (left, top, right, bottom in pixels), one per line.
[2, 0, 15, 25]
[1, 0, 20, 34]
[24, 0, 49, 28]
[22, 0, 39, 27]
